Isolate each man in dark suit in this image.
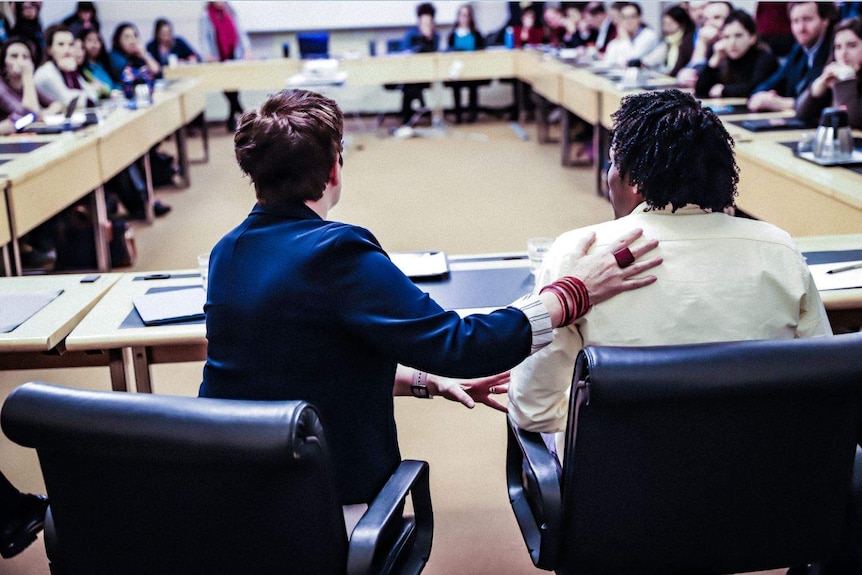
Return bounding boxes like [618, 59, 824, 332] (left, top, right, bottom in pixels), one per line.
[748, 1, 836, 112]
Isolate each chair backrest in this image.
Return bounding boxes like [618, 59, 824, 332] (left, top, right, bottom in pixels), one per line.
[1, 382, 348, 575]
[298, 32, 330, 59]
[560, 334, 862, 575]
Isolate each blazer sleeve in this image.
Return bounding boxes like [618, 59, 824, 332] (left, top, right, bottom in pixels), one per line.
[753, 47, 796, 94]
[319, 225, 534, 378]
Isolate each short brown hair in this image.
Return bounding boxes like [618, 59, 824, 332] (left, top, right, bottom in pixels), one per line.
[234, 89, 343, 204]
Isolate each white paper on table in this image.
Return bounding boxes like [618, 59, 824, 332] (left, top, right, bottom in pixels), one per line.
[0, 290, 64, 333]
[390, 251, 450, 280]
[808, 261, 862, 291]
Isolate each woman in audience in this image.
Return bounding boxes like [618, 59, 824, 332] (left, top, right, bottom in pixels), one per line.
[10, 1, 44, 65]
[79, 28, 117, 94]
[62, 1, 100, 38]
[33, 25, 98, 107]
[0, 36, 60, 133]
[446, 4, 486, 124]
[108, 22, 160, 82]
[147, 18, 200, 71]
[0, 36, 62, 268]
[695, 10, 778, 99]
[199, 1, 250, 131]
[514, 6, 545, 47]
[603, 2, 659, 68]
[643, 5, 695, 76]
[796, 16, 862, 129]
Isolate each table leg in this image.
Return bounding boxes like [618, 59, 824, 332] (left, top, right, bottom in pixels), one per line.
[109, 348, 130, 392]
[174, 126, 191, 189]
[132, 346, 152, 394]
[91, 185, 111, 272]
[1, 245, 9, 276]
[141, 153, 155, 223]
[561, 111, 572, 166]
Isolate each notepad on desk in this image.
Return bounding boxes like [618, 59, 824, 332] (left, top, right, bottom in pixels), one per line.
[808, 261, 862, 291]
[0, 290, 63, 333]
[390, 251, 450, 280]
[132, 286, 206, 326]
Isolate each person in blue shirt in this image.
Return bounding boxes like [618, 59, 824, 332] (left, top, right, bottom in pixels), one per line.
[79, 28, 117, 94]
[108, 22, 160, 83]
[445, 3, 489, 124]
[747, 1, 836, 112]
[147, 18, 200, 73]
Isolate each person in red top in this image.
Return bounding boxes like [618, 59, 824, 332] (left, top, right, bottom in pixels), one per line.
[756, 1, 794, 57]
[514, 6, 546, 47]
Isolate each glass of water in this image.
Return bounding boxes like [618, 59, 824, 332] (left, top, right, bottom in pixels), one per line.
[527, 237, 554, 276]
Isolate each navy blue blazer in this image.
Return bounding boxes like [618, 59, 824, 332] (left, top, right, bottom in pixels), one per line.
[753, 33, 832, 98]
[200, 202, 533, 504]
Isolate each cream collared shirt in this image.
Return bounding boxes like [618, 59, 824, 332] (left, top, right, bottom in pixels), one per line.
[509, 203, 832, 434]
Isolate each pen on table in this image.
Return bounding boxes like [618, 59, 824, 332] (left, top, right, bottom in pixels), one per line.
[826, 263, 862, 275]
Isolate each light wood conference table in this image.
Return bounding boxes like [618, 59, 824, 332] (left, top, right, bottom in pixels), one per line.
[61, 243, 862, 394]
[0, 273, 125, 383]
[0, 80, 204, 274]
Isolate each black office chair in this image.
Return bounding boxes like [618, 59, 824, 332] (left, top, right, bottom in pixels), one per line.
[2, 382, 432, 575]
[507, 334, 862, 575]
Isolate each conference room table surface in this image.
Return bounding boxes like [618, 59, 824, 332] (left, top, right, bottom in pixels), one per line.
[54, 243, 862, 393]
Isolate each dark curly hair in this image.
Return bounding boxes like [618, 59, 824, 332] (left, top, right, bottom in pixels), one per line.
[610, 89, 738, 212]
[234, 89, 343, 204]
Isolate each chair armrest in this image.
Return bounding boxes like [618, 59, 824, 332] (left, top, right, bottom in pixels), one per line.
[506, 416, 562, 571]
[347, 459, 433, 575]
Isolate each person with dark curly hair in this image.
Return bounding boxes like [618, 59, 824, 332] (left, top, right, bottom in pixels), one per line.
[509, 89, 830, 452]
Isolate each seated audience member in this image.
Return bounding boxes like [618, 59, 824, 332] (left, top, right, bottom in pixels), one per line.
[10, 1, 44, 66]
[797, 16, 862, 129]
[396, 2, 439, 125]
[62, 1, 100, 38]
[200, 89, 660, 525]
[509, 89, 830, 450]
[583, 1, 616, 52]
[0, 36, 60, 133]
[446, 4, 487, 124]
[543, 4, 566, 46]
[677, 0, 733, 87]
[147, 18, 200, 70]
[80, 28, 117, 94]
[560, 2, 590, 48]
[684, 1, 708, 29]
[748, 1, 836, 112]
[514, 6, 545, 47]
[0, 469, 47, 559]
[756, 1, 794, 58]
[643, 5, 696, 76]
[34, 25, 98, 107]
[0, 36, 62, 269]
[109, 22, 160, 82]
[602, 2, 660, 68]
[695, 9, 778, 98]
